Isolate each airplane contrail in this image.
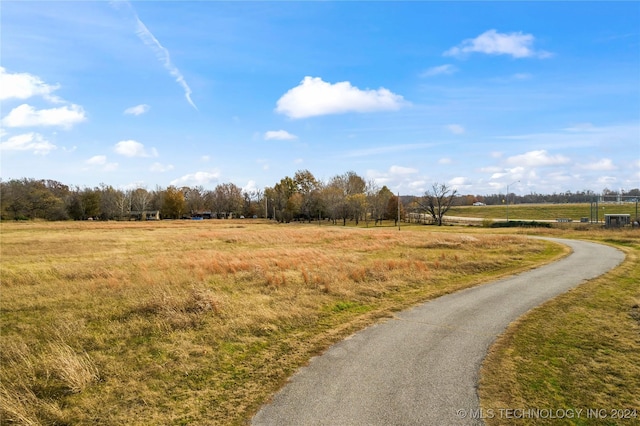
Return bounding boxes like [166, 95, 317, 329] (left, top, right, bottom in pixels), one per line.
[112, 1, 198, 110]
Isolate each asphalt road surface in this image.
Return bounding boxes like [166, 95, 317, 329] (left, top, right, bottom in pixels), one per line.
[252, 238, 625, 426]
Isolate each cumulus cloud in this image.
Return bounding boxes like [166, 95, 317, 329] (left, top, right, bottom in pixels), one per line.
[0, 67, 62, 102]
[242, 180, 257, 193]
[85, 155, 118, 171]
[444, 29, 551, 59]
[446, 124, 465, 135]
[0, 132, 56, 155]
[505, 150, 570, 167]
[389, 165, 418, 175]
[264, 130, 297, 140]
[170, 170, 220, 187]
[150, 162, 175, 172]
[86, 155, 107, 165]
[597, 176, 617, 186]
[449, 177, 471, 188]
[124, 104, 150, 116]
[578, 158, 616, 171]
[366, 167, 425, 194]
[479, 166, 502, 173]
[420, 64, 458, 77]
[276, 76, 406, 119]
[1, 104, 86, 129]
[114, 140, 158, 157]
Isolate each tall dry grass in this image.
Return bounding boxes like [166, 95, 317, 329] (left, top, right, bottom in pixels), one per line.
[1, 220, 560, 425]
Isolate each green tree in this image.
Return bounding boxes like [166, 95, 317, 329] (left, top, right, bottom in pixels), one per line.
[161, 186, 186, 219]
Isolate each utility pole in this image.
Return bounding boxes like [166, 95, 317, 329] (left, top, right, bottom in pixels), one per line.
[397, 192, 401, 231]
[506, 180, 519, 222]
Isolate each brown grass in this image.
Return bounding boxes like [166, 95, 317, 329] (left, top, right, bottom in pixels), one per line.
[1, 220, 562, 425]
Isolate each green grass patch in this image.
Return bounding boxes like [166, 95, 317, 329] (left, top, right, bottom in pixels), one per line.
[479, 229, 640, 425]
[449, 203, 639, 222]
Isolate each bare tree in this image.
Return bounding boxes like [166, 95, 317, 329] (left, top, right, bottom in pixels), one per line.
[418, 183, 458, 226]
[214, 183, 244, 218]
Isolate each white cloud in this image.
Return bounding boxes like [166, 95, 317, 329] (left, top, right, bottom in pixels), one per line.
[124, 104, 150, 116]
[1, 104, 86, 129]
[444, 29, 551, 59]
[408, 180, 427, 191]
[506, 150, 570, 167]
[449, 177, 471, 188]
[201, 155, 210, 162]
[294, 158, 304, 164]
[264, 130, 297, 140]
[242, 180, 257, 193]
[490, 172, 507, 180]
[446, 124, 465, 135]
[114, 140, 158, 158]
[0, 67, 61, 102]
[578, 158, 616, 171]
[439, 158, 452, 164]
[170, 170, 220, 187]
[366, 167, 425, 194]
[150, 162, 174, 172]
[597, 176, 617, 186]
[420, 64, 458, 77]
[86, 155, 107, 165]
[0, 132, 56, 155]
[389, 165, 418, 175]
[85, 155, 118, 171]
[276, 76, 406, 119]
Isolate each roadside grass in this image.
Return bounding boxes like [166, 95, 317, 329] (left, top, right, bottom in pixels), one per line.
[479, 227, 640, 425]
[0, 220, 561, 425]
[448, 203, 639, 222]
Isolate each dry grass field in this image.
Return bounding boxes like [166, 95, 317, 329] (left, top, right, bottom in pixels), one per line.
[0, 220, 562, 425]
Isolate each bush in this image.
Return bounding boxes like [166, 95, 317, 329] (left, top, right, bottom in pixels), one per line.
[490, 221, 551, 228]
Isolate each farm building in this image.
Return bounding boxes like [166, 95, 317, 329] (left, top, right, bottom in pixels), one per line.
[129, 210, 161, 221]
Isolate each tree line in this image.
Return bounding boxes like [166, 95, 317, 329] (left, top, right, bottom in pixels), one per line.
[1, 173, 638, 225]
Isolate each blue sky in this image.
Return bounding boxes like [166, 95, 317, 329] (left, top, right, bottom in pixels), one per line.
[1, 1, 639, 196]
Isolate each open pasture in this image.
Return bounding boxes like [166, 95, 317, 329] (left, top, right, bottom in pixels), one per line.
[449, 202, 639, 222]
[0, 220, 560, 425]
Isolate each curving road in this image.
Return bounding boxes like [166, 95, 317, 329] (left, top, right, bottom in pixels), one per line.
[252, 238, 624, 426]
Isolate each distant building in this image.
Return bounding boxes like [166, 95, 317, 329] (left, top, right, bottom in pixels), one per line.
[604, 214, 630, 228]
[129, 210, 160, 220]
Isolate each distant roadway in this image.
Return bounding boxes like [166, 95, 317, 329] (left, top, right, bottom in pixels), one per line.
[252, 238, 624, 425]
